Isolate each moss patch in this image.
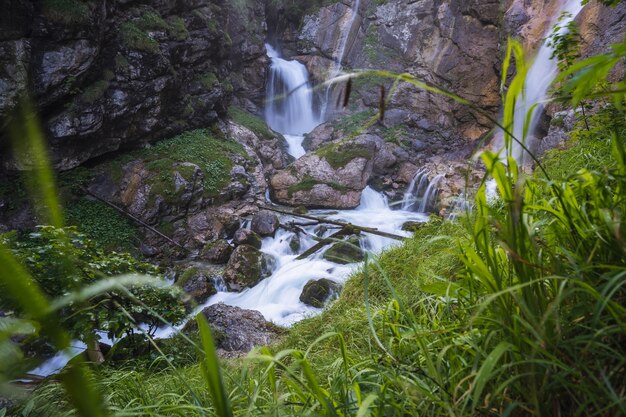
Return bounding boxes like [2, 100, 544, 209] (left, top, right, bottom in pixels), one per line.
[121, 22, 160, 54]
[316, 142, 373, 169]
[80, 80, 110, 104]
[167, 16, 189, 41]
[42, 0, 91, 24]
[228, 106, 278, 140]
[287, 175, 350, 197]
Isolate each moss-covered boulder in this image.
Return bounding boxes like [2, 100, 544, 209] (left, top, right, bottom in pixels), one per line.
[232, 228, 263, 249]
[200, 239, 234, 264]
[299, 278, 341, 308]
[270, 136, 377, 209]
[176, 266, 219, 303]
[223, 245, 264, 291]
[322, 237, 365, 264]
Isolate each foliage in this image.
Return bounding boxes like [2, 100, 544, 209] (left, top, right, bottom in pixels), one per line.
[64, 199, 140, 253]
[168, 16, 190, 41]
[0, 226, 187, 343]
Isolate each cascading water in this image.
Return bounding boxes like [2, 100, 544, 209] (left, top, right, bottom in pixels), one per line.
[501, 0, 585, 163]
[320, 0, 362, 119]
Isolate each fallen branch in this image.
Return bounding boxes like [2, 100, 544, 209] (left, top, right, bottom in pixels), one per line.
[296, 227, 357, 260]
[259, 205, 406, 241]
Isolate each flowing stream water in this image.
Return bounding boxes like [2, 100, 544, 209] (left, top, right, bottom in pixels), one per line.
[195, 43, 435, 326]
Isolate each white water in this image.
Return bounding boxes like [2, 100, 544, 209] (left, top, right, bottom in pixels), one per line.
[190, 44, 440, 327]
[501, 0, 585, 163]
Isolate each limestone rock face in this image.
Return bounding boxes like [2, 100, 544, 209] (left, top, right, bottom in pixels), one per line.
[0, 0, 270, 171]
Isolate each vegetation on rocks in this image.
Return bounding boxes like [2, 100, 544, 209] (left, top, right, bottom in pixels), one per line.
[228, 106, 279, 140]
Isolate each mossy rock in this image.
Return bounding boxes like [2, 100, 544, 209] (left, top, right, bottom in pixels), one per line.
[223, 245, 263, 291]
[200, 239, 233, 264]
[176, 267, 218, 302]
[323, 237, 365, 264]
[401, 221, 424, 232]
[232, 228, 262, 249]
[299, 278, 341, 308]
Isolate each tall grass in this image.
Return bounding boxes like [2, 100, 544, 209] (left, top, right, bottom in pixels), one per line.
[3, 34, 626, 417]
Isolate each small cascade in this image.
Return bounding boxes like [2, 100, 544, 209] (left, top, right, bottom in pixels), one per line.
[265, 44, 319, 136]
[320, 0, 362, 119]
[502, 0, 585, 163]
[401, 171, 444, 214]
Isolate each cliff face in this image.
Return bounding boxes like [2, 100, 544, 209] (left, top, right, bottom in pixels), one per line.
[0, 0, 266, 171]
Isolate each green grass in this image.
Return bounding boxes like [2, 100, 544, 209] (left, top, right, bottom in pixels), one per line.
[287, 175, 351, 197]
[228, 106, 278, 140]
[168, 16, 189, 41]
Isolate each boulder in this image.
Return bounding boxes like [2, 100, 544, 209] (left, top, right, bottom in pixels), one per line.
[322, 237, 365, 264]
[270, 136, 377, 209]
[223, 244, 264, 291]
[176, 266, 220, 303]
[299, 279, 341, 308]
[200, 239, 234, 264]
[232, 228, 263, 249]
[251, 211, 280, 237]
[196, 303, 281, 353]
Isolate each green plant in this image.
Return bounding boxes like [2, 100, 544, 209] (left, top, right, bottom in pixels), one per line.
[168, 16, 190, 40]
[120, 22, 160, 54]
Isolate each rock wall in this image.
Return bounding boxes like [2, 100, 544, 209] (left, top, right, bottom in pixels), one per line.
[0, 0, 269, 171]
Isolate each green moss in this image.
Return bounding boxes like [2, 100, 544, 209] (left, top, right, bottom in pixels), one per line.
[177, 267, 199, 287]
[316, 142, 373, 169]
[42, 0, 91, 24]
[331, 109, 377, 137]
[114, 54, 129, 71]
[65, 199, 140, 253]
[228, 106, 277, 140]
[121, 22, 160, 54]
[167, 16, 189, 41]
[381, 125, 407, 144]
[197, 72, 218, 90]
[287, 175, 350, 197]
[136, 9, 169, 31]
[80, 80, 109, 104]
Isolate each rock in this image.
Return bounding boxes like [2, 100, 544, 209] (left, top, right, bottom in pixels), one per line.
[261, 253, 277, 278]
[223, 244, 264, 291]
[251, 211, 279, 237]
[402, 221, 424, 232]
[299, 279, 341, 308]
[232, 228, 263, 249]
[302, 122, 336, 151]
[323, 237, 365, 264]
[200, 239, 234, 264]
[140, 243, 160, 257]
[270, 136, 377, 209]
[289, 235, 301, 253]
[196, 303, 281, 353]
[176, 267, 220, 303]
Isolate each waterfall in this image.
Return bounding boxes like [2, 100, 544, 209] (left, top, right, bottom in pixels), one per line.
[401, 171, 444, 213]
[505, 0, 585, 163]
[320, 0, 362, 119]
[265, 44, 319, 136]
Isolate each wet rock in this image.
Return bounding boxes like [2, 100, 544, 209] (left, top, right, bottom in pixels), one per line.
[261, 253, 278, 278]
[232, 228, 262, 249]
[251, 211, 279, 237]
[200, 239, 234, 264]
[323, 237, 365, 264]
[289, 234, 301, 253]
[299, 279, 341, 308]
[140, 243, 160, 257]
[176, 266, 220, 303]
[223, 244, 263, 291]
[196, 303, 281, 353]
